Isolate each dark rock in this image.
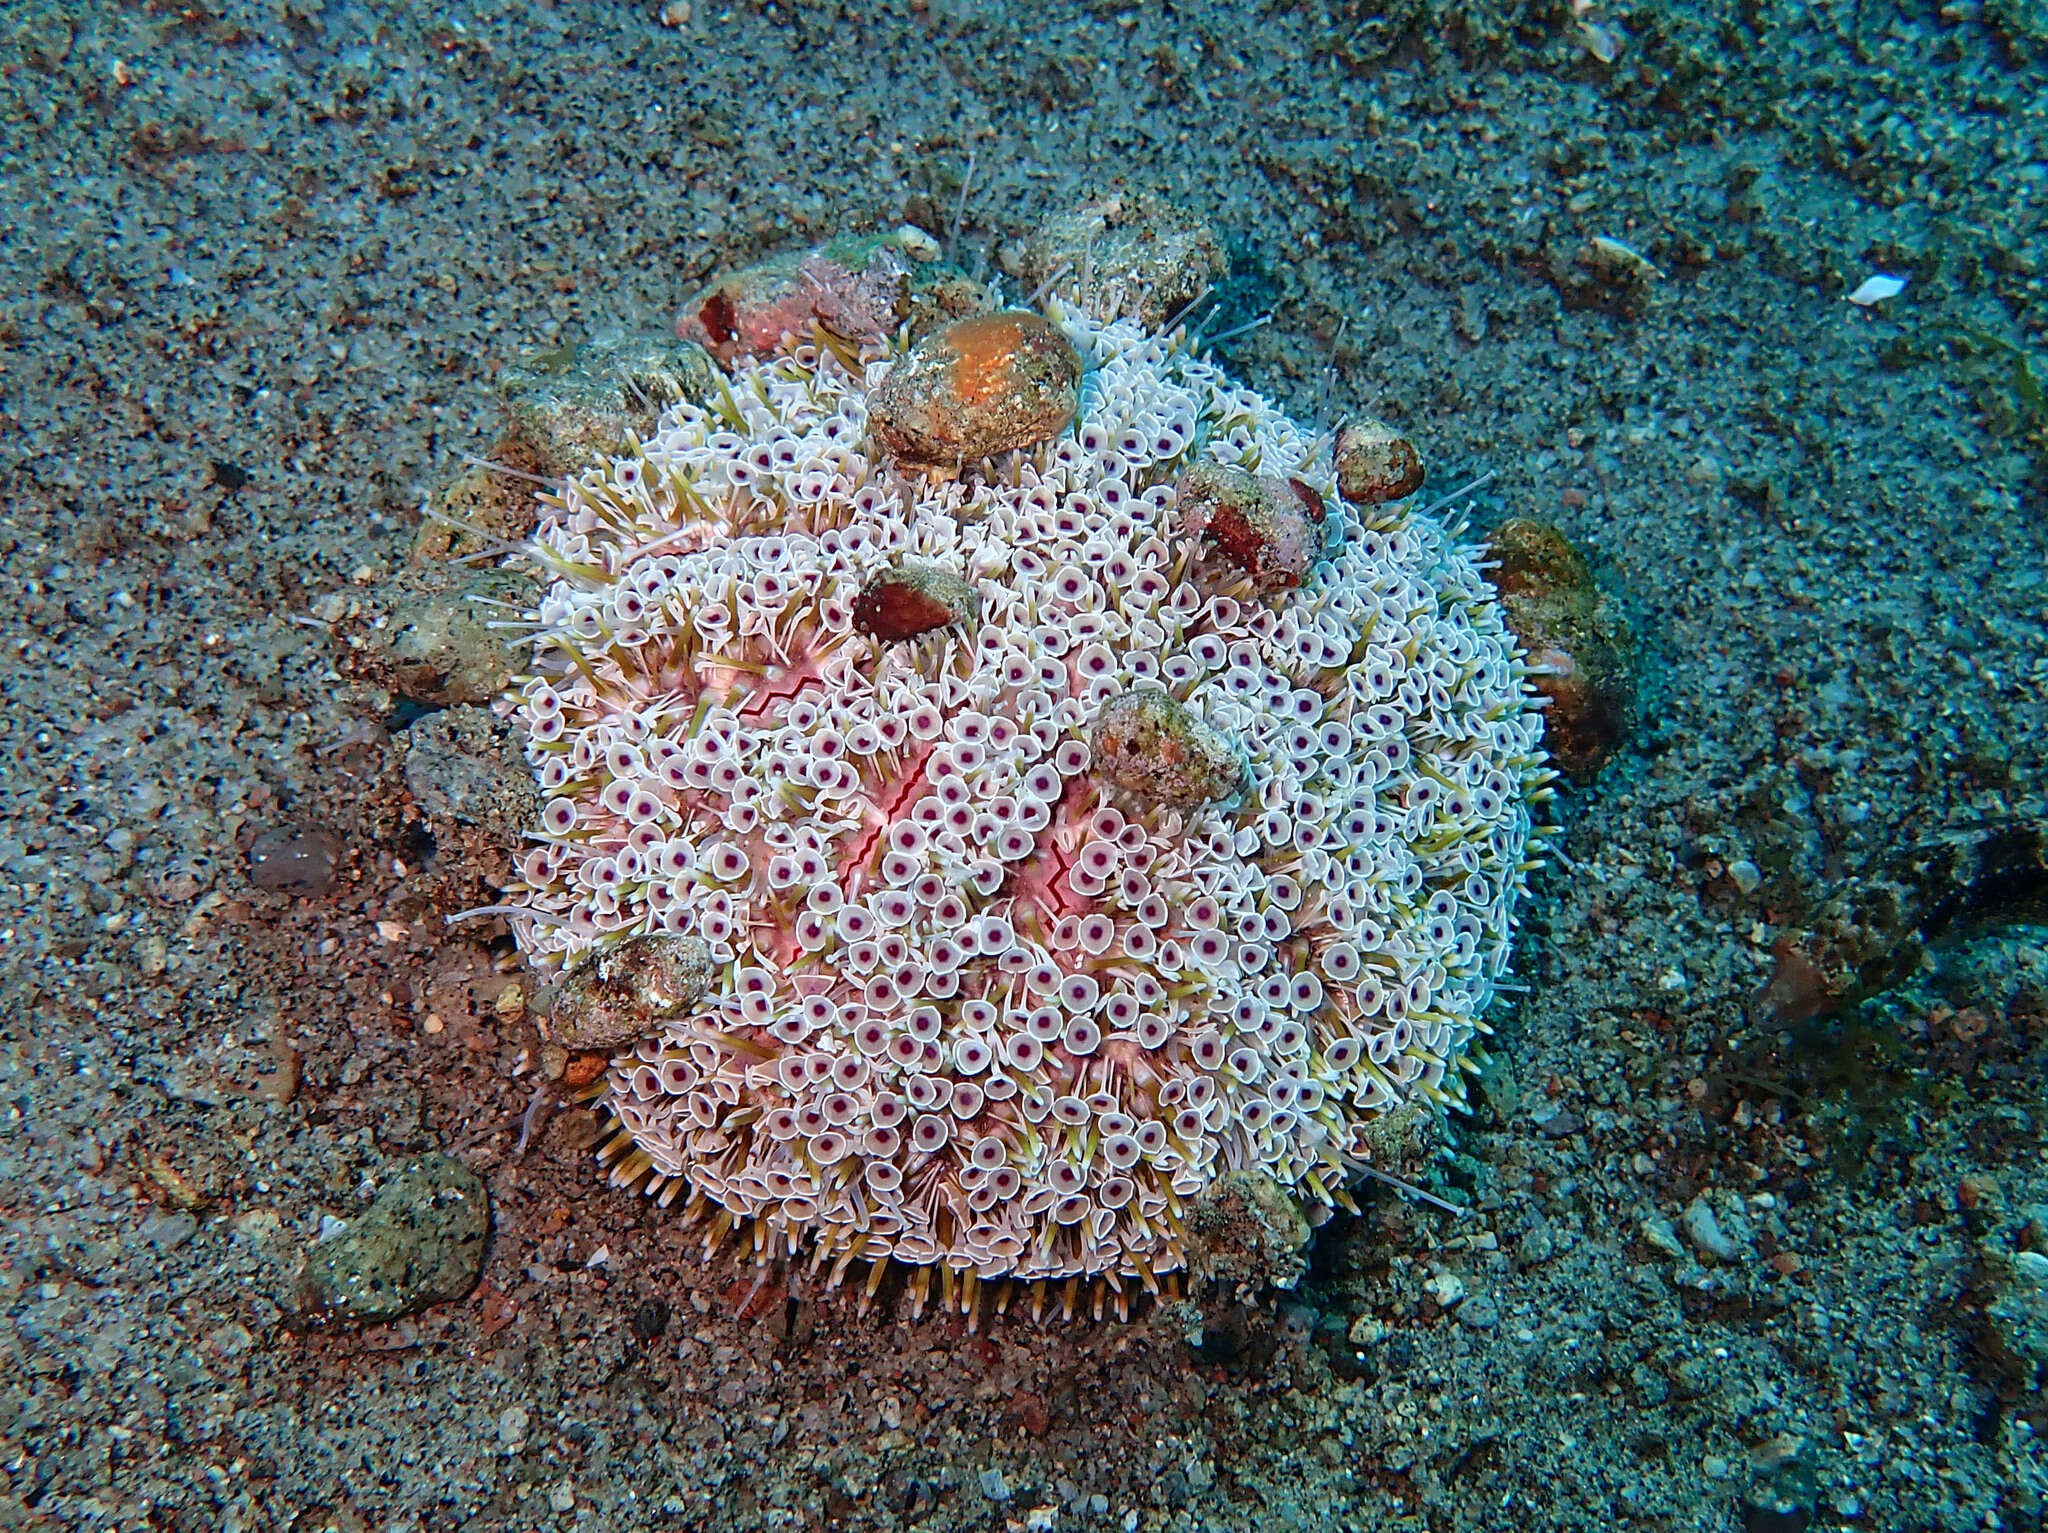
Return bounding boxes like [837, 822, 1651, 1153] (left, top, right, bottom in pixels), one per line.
[869, 312, 1082, 468]
[1485, 517, 1635, 779]
[293, 1154, 489, 1323]
[247, 827, 342, 895]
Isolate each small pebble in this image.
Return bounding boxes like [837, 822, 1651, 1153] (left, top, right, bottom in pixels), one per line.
[1333, 417, 1425, 505]
[548, 1479, 576, 1514]
[979, 1467, 1013, 1503]
[1682, 1197, 1739, 1264]
[496, 1405, 530, 1449]
[1640, 1216, 1686, 1260]
[1422, 1271, 1466, 1308]
[247, 827, 341, 895]
[547, 934, 715, 1051]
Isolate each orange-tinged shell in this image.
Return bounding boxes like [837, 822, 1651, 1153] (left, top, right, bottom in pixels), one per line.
[870, 312, 1082, 467]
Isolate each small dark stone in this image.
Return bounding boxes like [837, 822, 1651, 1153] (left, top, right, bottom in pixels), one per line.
[850, 560, 980, 642]
[630, 1298, 671, 1343]
[247, 827, 342, 895]
[209, 459, 250, 493]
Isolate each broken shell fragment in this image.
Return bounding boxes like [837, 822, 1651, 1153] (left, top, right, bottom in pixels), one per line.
[1334, 417, 1425, 506]
[1090, 687, 1248, 811]
[545, 934, 714, 1052]
[1484, 517, 1635, 780]
[870, 312, 1083, 468]
[1174, 462, 1336, 592]
[851, 559, 980, 642]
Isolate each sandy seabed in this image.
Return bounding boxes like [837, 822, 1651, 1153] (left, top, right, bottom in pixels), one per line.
[2, 0, 2045, 1529]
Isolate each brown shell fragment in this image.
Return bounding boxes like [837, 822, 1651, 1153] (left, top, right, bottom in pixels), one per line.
[546, 934, 715, 1052]
[1174, 462, 1336, 592]
[1484, 518, 1635, 780]
[851, 560, 980, 643]
[1334, 417, 1425, 506]
[1090, 687, 1248, 811]
[869, 312, 1083, 468]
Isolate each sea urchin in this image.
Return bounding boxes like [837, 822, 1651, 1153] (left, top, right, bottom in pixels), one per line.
[499, 302, 1548, 1318]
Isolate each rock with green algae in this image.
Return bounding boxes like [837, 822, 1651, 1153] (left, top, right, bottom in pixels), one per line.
[1017, 192, 1228, 330]
[367, 565, 532, 707]
[1182, 1168, 1314, 1301]
[545, 933, 716, 1052]
[293, 1155, 489, 1323]
[1090, 686, 1249, 812]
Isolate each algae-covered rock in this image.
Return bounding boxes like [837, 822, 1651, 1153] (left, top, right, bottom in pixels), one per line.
[677, 229, 988, 365]
[1183, 1169, 1313, 1301]
[403, 705, 538, 841]
[546, 933, 716, 1052]
[370, 565, 532, 707]
[293, 1154, 489, 1322]
[1174, 461, 1338, 592]
[1091, 687, 1248, 811]
[500, 333, 719, 475]
[1019, 192, 1228, 331]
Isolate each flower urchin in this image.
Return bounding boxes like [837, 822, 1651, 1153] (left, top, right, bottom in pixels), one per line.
[502, 304, 1548, 1318]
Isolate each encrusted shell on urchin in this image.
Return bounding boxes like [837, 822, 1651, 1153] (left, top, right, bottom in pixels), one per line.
[498, 300, 1549, 1319]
